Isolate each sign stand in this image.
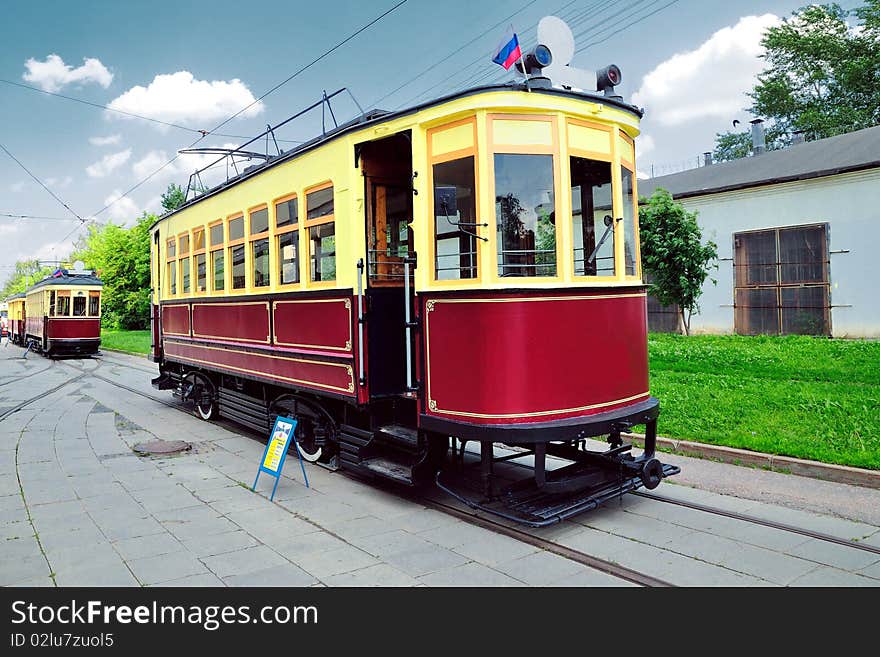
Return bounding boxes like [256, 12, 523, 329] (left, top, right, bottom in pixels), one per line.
[252, 415, 310, 501]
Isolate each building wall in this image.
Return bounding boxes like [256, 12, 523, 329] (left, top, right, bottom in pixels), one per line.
[673, 168, 880, 337]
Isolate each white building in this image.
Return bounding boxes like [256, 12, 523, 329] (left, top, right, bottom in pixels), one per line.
[638, 125, 880, 338]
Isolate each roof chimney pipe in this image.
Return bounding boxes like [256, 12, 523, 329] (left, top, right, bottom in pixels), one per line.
[750, 118, 766, 155]
[703, 151, 713, 166]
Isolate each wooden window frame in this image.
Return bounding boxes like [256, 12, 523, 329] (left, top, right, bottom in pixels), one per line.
[192, 227, 207, 295]
[165, 237, 177, 296]
[304, 182, 335, 286]
[427, 116, 482, 286]
[178, 231, 191, 296]
[226, 213, 246, 292]
[273, 192, 300, 289]
[248, 204, 271, 289]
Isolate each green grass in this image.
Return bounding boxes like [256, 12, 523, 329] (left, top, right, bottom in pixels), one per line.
[100, 329, 151, 355]
[648, 334, 880, 470]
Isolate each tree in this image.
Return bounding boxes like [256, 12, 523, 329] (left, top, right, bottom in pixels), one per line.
[70, 213, 153, 329]
[161, 183, 186, 213]
[639, 188, 718, 335]
[713, 1, 880, 158]
[0, 260, 54, 298]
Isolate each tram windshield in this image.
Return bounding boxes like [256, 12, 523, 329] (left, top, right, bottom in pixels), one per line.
[571, 157, 614, 277]
[494, 154, 556, 278]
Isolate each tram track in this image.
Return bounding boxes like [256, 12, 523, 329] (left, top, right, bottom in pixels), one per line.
[632, 490, 880, 556]
[46, 355, 880, 584]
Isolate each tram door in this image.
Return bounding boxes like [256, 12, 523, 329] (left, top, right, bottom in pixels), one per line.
[360, 133, 414, 396]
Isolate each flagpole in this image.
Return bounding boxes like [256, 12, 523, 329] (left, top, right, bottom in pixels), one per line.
[518, 51, 531, 93]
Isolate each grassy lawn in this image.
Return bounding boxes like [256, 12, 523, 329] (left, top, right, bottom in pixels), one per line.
[101, 329, 151, 355]
[648, 334, 880, 470]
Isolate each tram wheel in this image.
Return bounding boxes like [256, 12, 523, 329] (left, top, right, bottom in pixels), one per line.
[269, 395, 334, 463]
[185, 372, 218, 420]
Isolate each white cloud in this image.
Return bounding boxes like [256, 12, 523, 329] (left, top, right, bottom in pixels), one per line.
[90, 134, 122, 146]
[10, 181, 25, 193]
[132, 143, 242, 187]
[23, 54, 113, 93]
[632, 14, 782, 127]
[85, 149, 131, 178]
[107, 72, 263, 126]
[45, 176, 73, 188]
[102, 190, 142, 223]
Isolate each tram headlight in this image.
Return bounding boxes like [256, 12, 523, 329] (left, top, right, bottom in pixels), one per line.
[596, 64, 622, 96]
[524, 44, 553, 74]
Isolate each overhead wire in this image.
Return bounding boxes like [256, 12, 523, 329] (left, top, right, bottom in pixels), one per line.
[91, 0, 410, 222]
[0, 142, 84, 223]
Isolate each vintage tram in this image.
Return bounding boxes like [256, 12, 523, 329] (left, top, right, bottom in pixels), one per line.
[6, 293, 26, 345]
[23, 270, 103, 356]
[150, 58, 678, 525]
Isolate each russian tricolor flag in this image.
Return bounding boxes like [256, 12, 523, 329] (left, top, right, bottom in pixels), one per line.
[492, 26, 521, 71]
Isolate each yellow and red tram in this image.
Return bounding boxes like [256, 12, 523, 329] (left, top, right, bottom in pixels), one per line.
[24, 271, 103, 356]
[6, 293, 26, 345]
[150, 72, 678, 524]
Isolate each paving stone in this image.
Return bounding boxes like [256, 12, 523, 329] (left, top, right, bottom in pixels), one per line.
[54, 561, 140, 587]
[418, 562, 525, 587]
[550, 568, 637, 587]
[113, 532, 184, 561]
[350, 530, 435, 557]
[272, 532, 349, 560]
[789, 566, 880, 587]
[493, 550, 588, 586]
[98, 517, 166, 542]
[150, 572, 226, 587]
[47, 543, 120, 571]
[40, 525, 108, 555]
[785, 539, 880, 572]
[3, 534, 47, 561]
[223, 562, 318, 587]
[127, 551, 209, 585]
[324, 563, 421, 587]
[201, 545, 288, 579]
[857, 561, 880, 580]
[0, 554, 51, 586]
[452, 532, 539, 566]
[292, 545, 380, 579]
[161, 516, 239, 541]
[324, 515, 403, 541]
[182, 530, 260, 558]
[381, 544, 471, 577]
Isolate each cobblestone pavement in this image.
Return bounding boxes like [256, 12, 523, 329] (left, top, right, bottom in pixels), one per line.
[1, 345, 878, 587]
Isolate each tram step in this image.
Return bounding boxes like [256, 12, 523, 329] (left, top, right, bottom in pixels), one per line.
[375, 424, 419, 448]
[360, 455, 414, 486]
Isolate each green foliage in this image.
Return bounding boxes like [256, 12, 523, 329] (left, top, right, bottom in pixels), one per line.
[751, 1, 880, 139]
[0, 260, 55, 298]
[638, 188, 718, 334]
[713, 1, 880, 159]
[647, 333, 880, 469]
[71, 214, 154, 329]
[160, 183, 186, 213]
[100, 329, 151, 354]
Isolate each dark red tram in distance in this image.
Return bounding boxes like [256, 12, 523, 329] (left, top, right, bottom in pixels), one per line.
[150, 58, 678, 525]
[21, 271, 103, 356]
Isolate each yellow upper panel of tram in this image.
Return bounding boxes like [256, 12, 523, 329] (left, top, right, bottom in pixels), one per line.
[151, 88, 643, 300]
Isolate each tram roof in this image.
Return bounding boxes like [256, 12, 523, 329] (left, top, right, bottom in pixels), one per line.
[6, 293, 25, 300]
[153, 83, 643, 228]
[27, 273, 103, 292]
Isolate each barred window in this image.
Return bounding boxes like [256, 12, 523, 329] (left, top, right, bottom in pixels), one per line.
[734, 224, 830, 336]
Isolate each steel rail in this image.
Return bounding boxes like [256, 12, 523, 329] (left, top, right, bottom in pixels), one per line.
[633, 491, 880, 556]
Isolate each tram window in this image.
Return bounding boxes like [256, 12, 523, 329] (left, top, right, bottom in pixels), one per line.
[212, 250, 225, 291]
[306, 186, 333, 220]
[231, 245, 246, 289]
[253, 238, 270, 287]
[494, 154, 556, 277]
[570, 157, 614, 276]
[621, 167, 637, 276]
[167, 239, 176, 258]
[196, 254, 207, 292]
[179, 234, 190, 255]
[276, 196, 298, 228]
[279, 231, 299, 285]
[228, 216, 244, 241]
[193, 228, 205, 251]
[73, 296, 86, 316]
[181, 257, 191, 293]
[89, 293, 100, 316]
[210, 222, 224, 246]
[250, 207, 269, 235]
[56, 294, 70, 317]
[49, 291, 56, 316]
[433, 157, 478, 280]
[309, 223, 336, 282]
[168, 261, 177, 295]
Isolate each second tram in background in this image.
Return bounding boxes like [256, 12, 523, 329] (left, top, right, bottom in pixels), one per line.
[149, 29, 678, 525]
[8, 266, 104, 356]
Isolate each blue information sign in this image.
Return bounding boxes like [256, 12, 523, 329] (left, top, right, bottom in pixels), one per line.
[252, 415, 310, 501]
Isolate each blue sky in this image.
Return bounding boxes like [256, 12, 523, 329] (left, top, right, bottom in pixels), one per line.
[0, 0, 852, 274]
